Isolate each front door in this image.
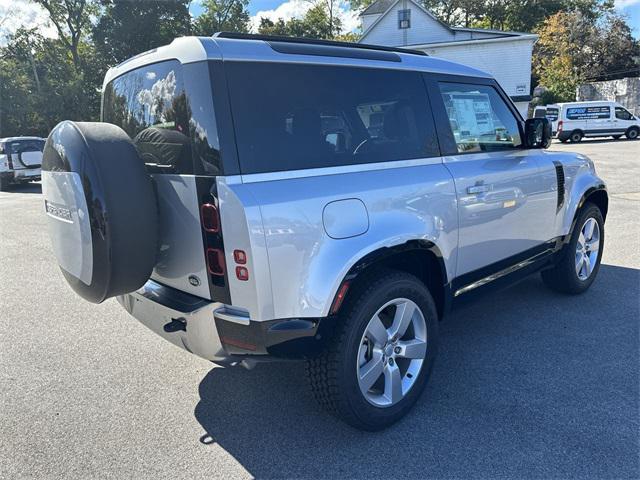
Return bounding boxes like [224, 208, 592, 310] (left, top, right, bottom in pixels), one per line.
[428, 79, 557, 277]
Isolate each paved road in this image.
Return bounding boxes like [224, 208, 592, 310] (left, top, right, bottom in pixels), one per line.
[1, 138, 638, 479]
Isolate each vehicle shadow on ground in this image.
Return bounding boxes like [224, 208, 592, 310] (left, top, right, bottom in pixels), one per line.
[1, 182, 42, 194]
[194, 264, 639, 479]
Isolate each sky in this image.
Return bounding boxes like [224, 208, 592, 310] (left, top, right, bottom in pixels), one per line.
[0, 0, 638, 44]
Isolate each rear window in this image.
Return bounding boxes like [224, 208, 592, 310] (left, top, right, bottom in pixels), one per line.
[545, 107, 559, 121]
[6, 139, 44, 154]
[225, 62, 439, 174]
[102, 60, 193, 174]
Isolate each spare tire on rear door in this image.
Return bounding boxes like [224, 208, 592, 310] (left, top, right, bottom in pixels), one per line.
[42, 121, 158, 303]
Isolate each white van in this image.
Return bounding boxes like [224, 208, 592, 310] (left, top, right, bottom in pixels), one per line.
[532, 105, 560, 135]
[556, 101, 639, 142]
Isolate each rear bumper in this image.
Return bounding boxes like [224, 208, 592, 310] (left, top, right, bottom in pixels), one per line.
[117, 280, 331, 363]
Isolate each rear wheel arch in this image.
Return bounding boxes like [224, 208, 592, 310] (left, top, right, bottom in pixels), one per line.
[332, 241, 449, 320]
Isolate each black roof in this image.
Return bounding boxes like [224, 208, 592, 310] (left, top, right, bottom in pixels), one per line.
[361, 0, 395, 16]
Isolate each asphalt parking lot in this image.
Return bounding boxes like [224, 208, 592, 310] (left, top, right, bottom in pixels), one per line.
[1, 138, 638, 479]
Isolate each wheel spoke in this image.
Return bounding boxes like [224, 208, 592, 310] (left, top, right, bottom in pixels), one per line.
[583, 219, 595, 241]
[586, 237, 599, 252]
[583, 254, 592, 276]
[384, 363, 403, 404]
[575, 254, 585, 276]
[366, 315, 388, 347]
[389, 301, 415, 339]
[577, 232, 585, 250]
[396, 339, 427, 359]
[359, 351, 384, 391]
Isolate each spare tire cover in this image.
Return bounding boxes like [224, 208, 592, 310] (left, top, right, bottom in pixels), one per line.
[42, 121, 158, 303]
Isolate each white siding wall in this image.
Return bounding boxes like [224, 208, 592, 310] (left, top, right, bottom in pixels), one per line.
[422, 39, 535, 117]
[361, 14, 379, 32]
[361, 1, 453, 46]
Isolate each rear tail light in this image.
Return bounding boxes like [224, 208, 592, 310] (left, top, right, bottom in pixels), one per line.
[206, 248, 225, 276]
[201, 203, 220, 233]
[233, 249, 247, 264]
[235, 266, 249, 281]
[557, 120, 563, 133]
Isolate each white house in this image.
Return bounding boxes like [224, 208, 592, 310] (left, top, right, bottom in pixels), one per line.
[359, 0, 538, 117]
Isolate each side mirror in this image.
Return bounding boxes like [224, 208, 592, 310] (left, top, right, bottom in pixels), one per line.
[525, 117, 552, 149]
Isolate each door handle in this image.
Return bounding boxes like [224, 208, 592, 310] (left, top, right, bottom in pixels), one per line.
[467, 185, 491, 194]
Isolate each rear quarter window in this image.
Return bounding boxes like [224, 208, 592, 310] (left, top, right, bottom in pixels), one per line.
[102, 60, 225, 175]
[225, 62, 439, 174]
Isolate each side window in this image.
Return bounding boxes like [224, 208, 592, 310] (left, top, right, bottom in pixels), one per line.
[225, 62, 438, 174]
[102, 60, 194, 174]
[398, 9, 411, 29]
[615, 107, 633, 121]
[438, 82, 522, 153]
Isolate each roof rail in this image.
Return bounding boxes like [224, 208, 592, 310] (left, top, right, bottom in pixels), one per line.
[213, 32, 428, 57]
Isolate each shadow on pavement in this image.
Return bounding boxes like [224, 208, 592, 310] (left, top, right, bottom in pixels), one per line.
[195, 264, 639, 479]
[1, 182, 42, 194]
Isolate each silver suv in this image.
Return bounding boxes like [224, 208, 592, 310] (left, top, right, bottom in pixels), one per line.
[41, 33, 608, 430]
[0, 137, 44, 190]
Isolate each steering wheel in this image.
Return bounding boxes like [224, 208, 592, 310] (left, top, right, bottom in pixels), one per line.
[353, 138, 373, 155]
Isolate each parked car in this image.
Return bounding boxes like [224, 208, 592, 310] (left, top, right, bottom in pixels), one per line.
[40, 33, 608, 430]
[555, 101, 639, 142]
[0, 136, 44, 190]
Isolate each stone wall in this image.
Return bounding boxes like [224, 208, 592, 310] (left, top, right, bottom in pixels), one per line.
[576, 77, 640, 115]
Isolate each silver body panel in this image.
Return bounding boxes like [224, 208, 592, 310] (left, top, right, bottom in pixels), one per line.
[150, 175, 211, 300]
[222, 159, 459, 320]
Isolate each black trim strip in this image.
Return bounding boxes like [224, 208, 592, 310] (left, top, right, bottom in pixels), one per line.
[214, 32, 428, 57]
[451, 239, 562, 296]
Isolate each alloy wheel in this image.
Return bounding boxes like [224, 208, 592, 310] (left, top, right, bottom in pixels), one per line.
[356, 298, 427, 407]
[575, 217, 600, 280]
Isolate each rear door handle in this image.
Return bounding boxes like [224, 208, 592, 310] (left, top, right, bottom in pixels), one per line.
[467, 185, 491, 194]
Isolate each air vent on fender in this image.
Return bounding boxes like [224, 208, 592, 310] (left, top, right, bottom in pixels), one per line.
[553, 161, 565, 212]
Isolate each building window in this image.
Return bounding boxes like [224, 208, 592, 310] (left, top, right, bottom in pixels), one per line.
[398, 9, 411, 29]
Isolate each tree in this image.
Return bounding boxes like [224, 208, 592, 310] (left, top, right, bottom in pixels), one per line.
[533, 9, 639, 102]
[92, 0, 192, 67]
[257, 0, 343, 39]
[193, 0, 251, 35]
[30, 0, 97, 69]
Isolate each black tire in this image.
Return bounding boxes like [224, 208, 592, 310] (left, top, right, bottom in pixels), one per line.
[626, 127, 639, 140]
[569, 130, 583, 143]
[42, 121, 158, 303]
[307, 270, 438, 431]
[541, 202, 604, 294]
[612, 135, 622, 140]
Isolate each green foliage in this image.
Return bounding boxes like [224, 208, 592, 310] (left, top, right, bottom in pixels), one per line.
[193, 0, 251, 35]
[533, 9, 639, 102]
[257, 0, 344, 39]
[422, 0, 614, 32]
[93, 0, 191, 65]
